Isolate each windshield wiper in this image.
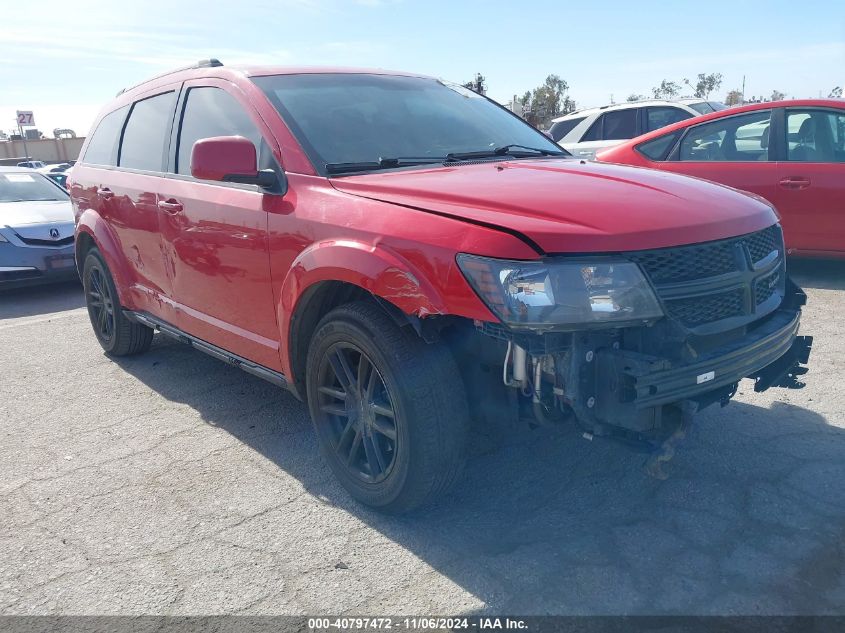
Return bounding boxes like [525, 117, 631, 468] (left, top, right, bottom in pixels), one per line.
[325, 157, 444, 174]
[445, 144, 567, 162]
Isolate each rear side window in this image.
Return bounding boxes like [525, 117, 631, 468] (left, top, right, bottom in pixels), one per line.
[679, 110, 771, 162]
[119, 92, 176, 171]
[83, 106, 128, 166]
[175, 87, 262, 175]
[636, 131, 682, 161]
[548, 116, 585, 142]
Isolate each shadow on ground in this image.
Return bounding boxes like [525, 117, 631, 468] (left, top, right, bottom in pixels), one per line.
[0, 280, 83, 319]
[114, 318, 845, 614]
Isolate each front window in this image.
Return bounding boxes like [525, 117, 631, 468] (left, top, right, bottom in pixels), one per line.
[0, 172, 68, 202]
[253, 73, 565, 174]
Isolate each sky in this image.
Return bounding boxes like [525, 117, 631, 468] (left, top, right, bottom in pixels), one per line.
[1, 0, 843, 137]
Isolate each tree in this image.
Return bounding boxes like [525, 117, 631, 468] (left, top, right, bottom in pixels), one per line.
[725, 89, 743, 106]
[770, 90, 786, 102]
[462, 73, 486, 95]
[627, 93, 646, 102]
[830, 86, 843, 98]
[683, 73, 723, 99]
[526, 74, 573, 127]
[652, 79, 681, 99]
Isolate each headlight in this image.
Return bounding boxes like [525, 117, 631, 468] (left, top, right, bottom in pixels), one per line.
[457, 254, 663, 330]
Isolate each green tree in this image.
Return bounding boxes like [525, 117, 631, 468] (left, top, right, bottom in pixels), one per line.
[527, 74, 573, 127]
[770, 90, 786, 102]
[683, 73, 723, 98]
[725, 89, 743, 106]
[652, 79, 681, 99]
[829, 86, 843, 98]
[627, 93, 646, 102]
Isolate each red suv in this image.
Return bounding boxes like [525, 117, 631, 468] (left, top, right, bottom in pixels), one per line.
[69, 61, 812, 512]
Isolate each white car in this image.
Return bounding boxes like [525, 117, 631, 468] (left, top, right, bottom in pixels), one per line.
[548, 100, 702, 159]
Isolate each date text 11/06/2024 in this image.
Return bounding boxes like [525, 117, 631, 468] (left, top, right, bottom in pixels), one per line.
[308, 617, 528, 630]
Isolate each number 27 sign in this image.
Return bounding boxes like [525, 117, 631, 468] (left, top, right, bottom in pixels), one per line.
[16, 111, 35, 126]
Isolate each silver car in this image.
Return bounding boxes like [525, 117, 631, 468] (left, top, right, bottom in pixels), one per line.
[0, 167, 77, 289]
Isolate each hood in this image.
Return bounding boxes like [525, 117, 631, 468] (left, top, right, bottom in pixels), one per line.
[1, 200, 75, 241]
[330, 159, 778, 254]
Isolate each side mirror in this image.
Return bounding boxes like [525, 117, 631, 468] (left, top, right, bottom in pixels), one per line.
[190, 136, 276, 188]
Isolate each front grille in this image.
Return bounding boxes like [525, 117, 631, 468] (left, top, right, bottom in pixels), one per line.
[630, 225, 785, 330]
[665, 289, 745, 326]
[17, 235, 74, 247]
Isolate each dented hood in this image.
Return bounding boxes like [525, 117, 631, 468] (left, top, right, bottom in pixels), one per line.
[330, 158, 778, 254]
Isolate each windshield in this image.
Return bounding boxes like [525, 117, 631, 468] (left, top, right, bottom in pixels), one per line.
[253, 73, 566, 174]
[0, 172, 68, 202]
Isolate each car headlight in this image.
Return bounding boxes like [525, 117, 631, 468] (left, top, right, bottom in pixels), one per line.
[457, 254, 664, 330]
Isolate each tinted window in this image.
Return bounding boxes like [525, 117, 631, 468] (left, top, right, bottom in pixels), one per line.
[786, 109, 845, 162]
[548, 116, 585, 142]
[645, 107, 692, 132]
[679, 110, 771, 161]
[580, 116, 603, 142]
[253, 74, 564, 171]
[601, 109, 637, 140]
[119, 92, 176, 171]
[636, 131, 682, 161]
[176, 87, 262, 175]
[83, 106, 128, 166]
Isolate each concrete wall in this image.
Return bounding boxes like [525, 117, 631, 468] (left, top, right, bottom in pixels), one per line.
[0, 138, 85, 165]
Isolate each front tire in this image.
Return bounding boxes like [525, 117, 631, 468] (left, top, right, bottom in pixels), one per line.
[306, 301, 469, 513]
[83, 248, 153, 356]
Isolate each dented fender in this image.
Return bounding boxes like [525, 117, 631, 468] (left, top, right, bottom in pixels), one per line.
[74, 208, 135, 307]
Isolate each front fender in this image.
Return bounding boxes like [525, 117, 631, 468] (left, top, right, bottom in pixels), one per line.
[278, 239, 448, 374]
[75, 208, 134, 306]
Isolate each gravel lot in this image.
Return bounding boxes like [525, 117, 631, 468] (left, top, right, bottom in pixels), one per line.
[1, 259, 844, 616]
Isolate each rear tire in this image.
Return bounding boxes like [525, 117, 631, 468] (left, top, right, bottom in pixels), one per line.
[306, 301, 468, 513]
[83, 248, 153, 356]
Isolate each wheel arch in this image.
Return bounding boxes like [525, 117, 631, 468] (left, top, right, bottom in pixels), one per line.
[279, 240, 450, 396]
[75, 209, 134, 306]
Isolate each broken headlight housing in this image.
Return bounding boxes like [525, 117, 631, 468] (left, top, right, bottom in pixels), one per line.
[457, 254, 664, 331]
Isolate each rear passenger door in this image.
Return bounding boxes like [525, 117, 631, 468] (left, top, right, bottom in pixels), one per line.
[73, 86, 179, 318]
[774, 107, 845, 254]
[157, 79, 283, 371]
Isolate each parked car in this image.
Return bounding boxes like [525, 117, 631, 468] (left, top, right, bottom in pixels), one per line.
[37, 163, 72, 173]
[68, 62, 812, 512]
[595, 99, 845, 258]
[16, 160, 47, 169]
[44, 172, 69, 189]
[0, 167, 77, 288]
[547, 100, 700, 158]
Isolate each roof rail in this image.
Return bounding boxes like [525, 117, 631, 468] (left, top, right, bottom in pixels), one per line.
[115, 58, 224, 96]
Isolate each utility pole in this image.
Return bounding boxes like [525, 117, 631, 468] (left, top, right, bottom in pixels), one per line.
[741, 75, 746, 105]
[17, 119, 29, 162]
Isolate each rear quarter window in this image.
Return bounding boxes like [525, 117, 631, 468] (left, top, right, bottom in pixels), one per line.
[548, 116, 585, 142]
[636, 130, 682, 161]
[82, 106, 129, 166]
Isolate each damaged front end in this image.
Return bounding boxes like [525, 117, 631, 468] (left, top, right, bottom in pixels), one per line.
[452, 225, 813, 465]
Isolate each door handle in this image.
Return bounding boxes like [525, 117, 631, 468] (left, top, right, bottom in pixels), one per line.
[96, 188, 114, 199]
[157, 199, 184, 214]
[778, 177, 811, 190]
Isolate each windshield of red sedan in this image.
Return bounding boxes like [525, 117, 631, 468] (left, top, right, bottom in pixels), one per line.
[0, 172, 68, 202]
[253, 73, 565, 173]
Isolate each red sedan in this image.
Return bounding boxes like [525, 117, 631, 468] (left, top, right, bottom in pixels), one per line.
[596, 99, 845, 258]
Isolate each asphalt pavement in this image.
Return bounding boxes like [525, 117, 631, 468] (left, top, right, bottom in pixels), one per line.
[1, 260, 844, 615]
